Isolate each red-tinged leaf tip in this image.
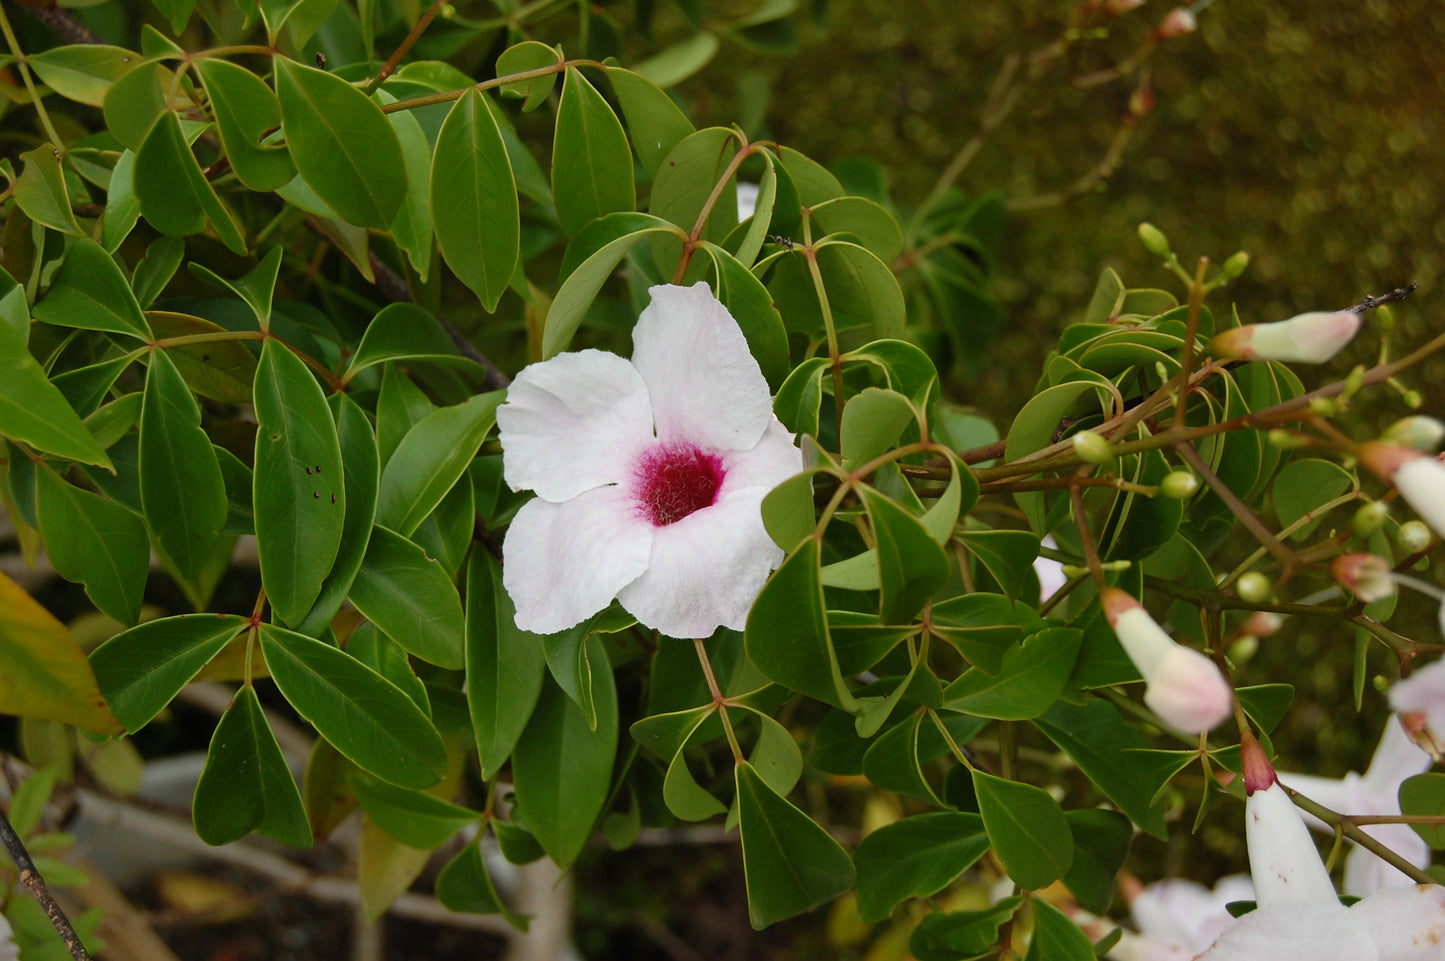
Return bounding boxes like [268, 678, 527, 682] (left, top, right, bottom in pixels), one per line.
[1241, 736, 1278, 795]
[1357, 441, 1421, 483]
[1100, 587, 1139, 627]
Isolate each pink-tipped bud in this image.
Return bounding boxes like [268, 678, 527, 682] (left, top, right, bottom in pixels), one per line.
[1330, 553, 1396, 603]
[1210, 311, 1361, 364]
[1154, 7, 1198, 40]
[1240, 611, 1283, 639]
[1240, 735, 1278, 796]
[1100, 587, 1233, 733]
[1358, 443, 1445, 538]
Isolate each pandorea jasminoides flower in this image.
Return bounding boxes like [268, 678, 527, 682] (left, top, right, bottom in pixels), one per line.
[1101, 588, 1233, 733]
[1278, 717, 1432, 896]
[1358, 443, 1445, 538]
[1106, 875, 1255, 961]
[1331, 553, 1397, 603]
[1391, 658, 1445, 761]
[1210, 310, 1361, 364]
[497, 282, 801, 639]
[1195, 739, 1445, 960]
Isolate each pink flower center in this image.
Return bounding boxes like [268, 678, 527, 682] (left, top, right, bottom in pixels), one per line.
[633, 443, 725, 527]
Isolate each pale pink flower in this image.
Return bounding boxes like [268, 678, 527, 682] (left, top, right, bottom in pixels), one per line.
[1154, 8, 1198, 40]
[1210, 310, 1360, 364]
[1390, 658, 1445, 761]
[1331, 553, 1397, 604]
[498, 282, 801, 638]
[1107, 876, 1255, 961]
[1358, 443, 1445, 539]
[1101, 588, 1233, 733]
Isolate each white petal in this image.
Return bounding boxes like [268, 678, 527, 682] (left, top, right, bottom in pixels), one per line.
[1362, 718, 1432, 799]
[1246, 781, 1340, 906]
[1350, 884, 1445, 959]
[617, 486, 784, 638]
[630, 282, 774, 452]
[1142, 644, 1233, 733]
[1390, 660, 1445, 749]
[501, 487, 653, 635]
[1342, 824, 1433, 896]
[1112, 606, 1175, 677]
[1193, 903, 1376, 961]
[716, 418, 802, 494]
[1394, 456, 1445, 539]
[498, 349, 656, 502]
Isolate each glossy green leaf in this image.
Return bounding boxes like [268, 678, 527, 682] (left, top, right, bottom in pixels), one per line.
[0, 266, 26, 342]
[745, 709, 804, 798]
[146, 312, 258, 403]
[89, 614, 248, 732]
[52, 355, 134, 418]
[649, 127, 740, 271]
[260, 624, 447, 788]
[29, 45, 141, 107]
[812, 195, 905, 263]
[663, 735, 729, 822]
[973, 769, 1073, 890]
[1400, 773, 1445, 850]
[14, 145, 83, 236]
[1004, 380, 1106, 533]
[0, 323, 112, 468]
[816, 241, 904, 339]
[959, 529, 1040, 599]
[841, 388, 915, 469]
[861, 709, 946, 805]
[352, 776, 478, 849]
[1061, 808, 1133, 914]
[553, 66, 635, 236]
[773, 356, 829, 437]
[944, 627, 1082, 720]
[83, 392, 142, 450]
[544, 212, 685, 357]
[102, 149, 141, 251]
[190, 242, 284, 333]
[134, 111, 247, 253]
[736, 759, 855, 929]
[193, 686, 313, 848]
[102, 60, 179, 150]
[760, 469, 821, 552]
[512, 645, 618, 868]
[745, 539, 857, 710]
[346, 621, 429, 714]
[633, 31, 718, 88]
[253, 338, 345, 626]
[435, 835, 529, 929]
[1032, 699, 1168, 839]
[1273, 458, 1356, 540]
[430, 88, 518, 311]
[630, 703, 716, 762]
[859, 485, 949, 625]
[1025, 898, 1097, 961]
[379, 93, 434, 279]
[911, 898, 1020, 961]
[33, 238, 150, 341]
[466, 549, 546, 779]
[131, 235, 184, 308]
[139, 350, 226, 581]
[496, 40, 562, 111]
[343, 303, 477, 380]
[274, 58, 405, 230]
[606, 67, 695, 176]
[194, 58, 295, 191]
[347, 526, 464, 669]
[35, 465, 147, 626]
[376, 364, 436, 468]
[377, 392, 503, 537]
[853, 811, 989, 923]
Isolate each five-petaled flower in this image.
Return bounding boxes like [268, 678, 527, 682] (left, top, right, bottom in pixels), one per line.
[1101, 587, 1234, 734]
[497, 282, 801, 639]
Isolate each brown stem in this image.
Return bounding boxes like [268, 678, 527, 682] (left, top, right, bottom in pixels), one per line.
[0, 807, 91, 960]
[1175, 441, 1296, 567]
[362, 0, 445, 95]
[1070, 478, 1105, 588]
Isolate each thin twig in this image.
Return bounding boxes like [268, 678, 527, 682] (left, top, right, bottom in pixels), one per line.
[0, 807, 91, 960]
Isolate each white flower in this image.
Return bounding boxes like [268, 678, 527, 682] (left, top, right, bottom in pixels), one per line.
[736, 182, 760, 222]
[1330, 553, 1398, 604]
[1358, 443, 1445, 538]
[1278, 717, 1432, 896]
[497, 282, 801, 639]
[1390, 658, 1445, 761]
[1210, 310, 1360, 364]
[1101, 588, 1234, 734]
[1107, 876, 1255, 961]
[1194, 739, 1445, 960]
[1034, 535, 1067, 602]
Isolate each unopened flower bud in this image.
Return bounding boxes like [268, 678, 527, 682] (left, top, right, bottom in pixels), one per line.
[1398, 520, 1432, 554]
[1073, 429, 1116, 465]
[1100, 587, 1233, 733]
[1308, 396, 1340, 417]
[1154, 7, 1197, 40]
[1241, 611, 1283, 638]
[1358, 442, 1445, 538]
[1228, 632, 1259, 664]
[1159, 470, 1199, 499]
[1352, 500, 1389, 537]
[1137, 222, 1171, 258]
[1330, 552, 1395, 603]
[1381, 416, 1445, 452]
[1221, 251, 1250, 279]
[1239, 737, 1341, 906]
[1267, 429, 1309, 450]
[1210, 311, 1362, 364]
[1403, 389, 1423, 410]
[1236, 571, 1271, 604]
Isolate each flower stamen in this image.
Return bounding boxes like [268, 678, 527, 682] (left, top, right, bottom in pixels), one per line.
[634, 443, 725, 527]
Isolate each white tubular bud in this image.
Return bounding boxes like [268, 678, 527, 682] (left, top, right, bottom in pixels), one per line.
[1210, 311, 1361, 364]
[1101, 588, 1233, 733]
[1241, 738, 1341, 908]
[1329, 553, 1396, 603]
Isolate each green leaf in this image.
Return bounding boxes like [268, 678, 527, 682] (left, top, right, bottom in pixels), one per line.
[466, 549, 546, 779]
[139, 350, 226, 581]
[260, 624, 447, 788]
[131, 235, 184, 308]
[189, 243, 284, 333]
[544, 212, 685, 358]
[496, 40, 562, 111]
[1025, 898, 1097, 961]
[430, 88, 518, 311]
[0, 323, 112, 468]
[102, 60, 180, 151]
[553, 67, 636, 236]
[435, 835, 529, 929]
[812, 195, 905, 263]
[606, 67, 695, 176]
[1032, 699, 1168, 839]
[347, 526, 464, 669]
[943, 627, 1082, 720]
[0, 574, 124, 735]
[147, 312, 258, 403]
[630, 704, 716, 762]
[958, 529, 1040, 599]
[377, 392, 503, 537]
[274, 58, 405, 230]
[858, 485, 949, 625]
[1004, 380, 1107, 533]
[861, 709, 946, 805]
[1400, 773, 1445, 850]
[90, 613, 247, 732]
[193, 686, 313, 848]
[973, 769, 1073, 890]
[296, 393, 380, 635]
[841, 389, 916, 470]
[911, 899, 1020, 961]
[28, 45, 141, 107]
[1272, 458, 1356, 540]
[253, 338, 345, 626]
[102, 149, 141, 251]
[194, 58, 295, 191]
[853, 811, 989, 923]
[816, 241, 904, 339]
[346, 621, 429, 714]
[352, 776, 478, 849]
[344, 303, 480, 380]
[33, 238, 151, 342]
[735, 759, 855, 929]
[632, 31, 719, 88]
[1061, 808, 1133, 915]
[745, 539, 857, 710]
[35, 465, 148, 626]
[648, 127, 740, 271]
[512, 645, 618, 868]
[14, 145, 83, 236]
[377, 364, 436, 468]
[664, 742, 729, 822]
[134, 111, 247, 253]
